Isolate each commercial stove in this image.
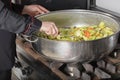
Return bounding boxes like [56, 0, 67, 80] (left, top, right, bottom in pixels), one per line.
[15, 37, 120, 80]
[13, 0, 120, 80]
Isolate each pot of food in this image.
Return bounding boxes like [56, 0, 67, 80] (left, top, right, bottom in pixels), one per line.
[24, 10, 120, 63]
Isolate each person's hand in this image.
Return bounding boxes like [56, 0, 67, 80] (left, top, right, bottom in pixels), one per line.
[40, 22, 58, 36]
[22, 5, 49, 16]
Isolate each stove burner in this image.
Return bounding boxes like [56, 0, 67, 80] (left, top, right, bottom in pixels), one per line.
[16, 38, 120, 80]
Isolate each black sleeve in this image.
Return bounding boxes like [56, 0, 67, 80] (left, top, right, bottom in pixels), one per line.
[11, 3, 24, 14]
[0, 1, 42, 36]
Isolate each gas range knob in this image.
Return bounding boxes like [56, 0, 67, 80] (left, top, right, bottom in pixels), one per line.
[14, 61, 22, 68]
[22, 66, 33, 76]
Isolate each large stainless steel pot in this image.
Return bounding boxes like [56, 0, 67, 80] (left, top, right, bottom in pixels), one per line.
[29, 10, 120, 63]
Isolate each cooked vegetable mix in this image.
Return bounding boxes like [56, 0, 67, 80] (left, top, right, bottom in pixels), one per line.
[36, 22, 114, 41]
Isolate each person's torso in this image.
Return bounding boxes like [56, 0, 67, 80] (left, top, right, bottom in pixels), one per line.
[0, 0, 16, 70]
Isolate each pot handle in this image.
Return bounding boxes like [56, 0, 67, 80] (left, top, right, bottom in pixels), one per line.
[18, 34, 38, 42]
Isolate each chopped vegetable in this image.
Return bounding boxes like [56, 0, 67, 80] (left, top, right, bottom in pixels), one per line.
[36, 22, 114, 41]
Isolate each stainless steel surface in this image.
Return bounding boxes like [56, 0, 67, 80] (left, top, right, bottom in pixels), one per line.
[31, 9, 120, 63]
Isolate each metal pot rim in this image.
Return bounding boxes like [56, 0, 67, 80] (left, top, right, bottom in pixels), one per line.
[35, 9, 120, 42]
[36, 9, 120, 29]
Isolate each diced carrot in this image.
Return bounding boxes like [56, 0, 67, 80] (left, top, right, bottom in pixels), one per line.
[84, 30, 90, 38]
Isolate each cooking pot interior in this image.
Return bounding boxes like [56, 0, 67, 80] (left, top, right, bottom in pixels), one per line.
[37, 10, 120, 33]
